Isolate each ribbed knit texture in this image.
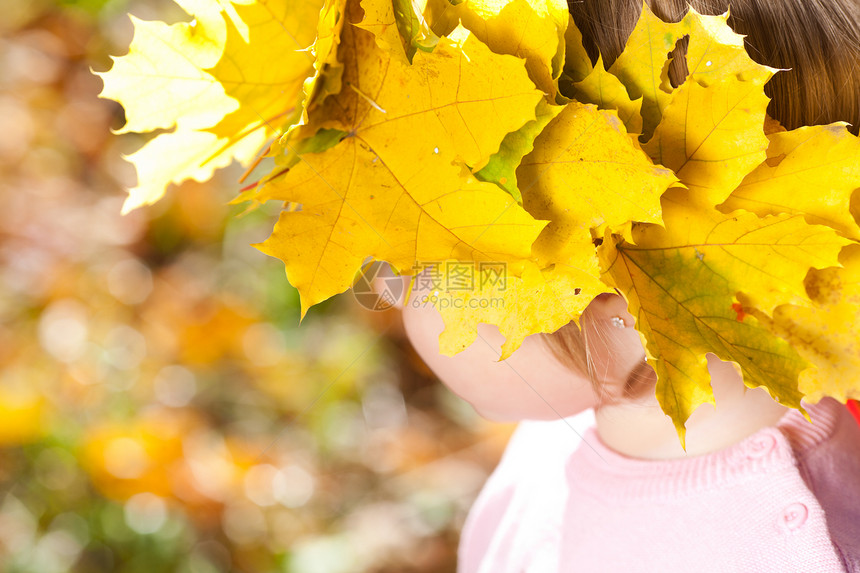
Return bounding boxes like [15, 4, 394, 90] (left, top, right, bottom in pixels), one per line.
[560, 397, 859, 572]
[458, 398, 860, 573]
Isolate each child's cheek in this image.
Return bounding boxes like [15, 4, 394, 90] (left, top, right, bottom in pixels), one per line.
[439, 363, 596, 423]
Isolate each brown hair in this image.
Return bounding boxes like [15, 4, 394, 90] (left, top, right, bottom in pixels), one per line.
[541, 0, 860, 402]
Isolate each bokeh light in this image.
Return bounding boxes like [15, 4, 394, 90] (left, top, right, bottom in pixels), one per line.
[0, 1, 516, 571]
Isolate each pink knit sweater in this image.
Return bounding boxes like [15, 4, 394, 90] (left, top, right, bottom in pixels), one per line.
[459, 397, 860, 572]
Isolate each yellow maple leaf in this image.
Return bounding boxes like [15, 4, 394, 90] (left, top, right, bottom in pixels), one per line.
[254, 11, 547, 319]
[517, 101, 676, 264]
[206, 0, 322, 138]
[606, 3, 687, 138]
[120, 130, 265, 212]
[453, 0, 569, 97]
[422, 0, 462, 38]
[432, 256, 608, 360]
[97, 0, 236, 135]
[643, 75, 772, 206]
[292, 5, 543, 169]
[571, 55, 644, 136]
[681, 10, 774, 86]
[719, 123, 860, 240]
[423, 100, 673, 360]
[598, 193, 849, 446]
[98, 0, 324, 212]
[559, 13, 592, 86]
[568, 9, 775, 169]
[763, 245, 860, 404]
[357, 0, 444, 62]
[300, 0, 348, 124]
[99, 0, 860, 428]
[604, 5, 774, 143]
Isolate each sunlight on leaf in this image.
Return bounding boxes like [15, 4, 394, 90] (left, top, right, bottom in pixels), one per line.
[643, 75, 772, 206]
[435, 256, 608, 360]
[572, 55, 644, 136]
[254, 14, 547, 320]
[719, 123, 860, 240]
[765, 245, 860, 404]
[607, 3, 687, 138]
[518, 101, 676, 265]
[98, 0, 324, 212]
[454, 0, 569, 96]
[597, 192, 849, 444]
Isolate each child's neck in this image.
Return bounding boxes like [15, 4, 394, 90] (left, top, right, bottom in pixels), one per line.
[593, 355, 790, 459]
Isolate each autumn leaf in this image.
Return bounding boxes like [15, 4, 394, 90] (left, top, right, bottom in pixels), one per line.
[453, 0, 569, 97]
[433, 255, 608, 360]
[206, 0, 323, 138]
[357, 0, 442, 62]
[293, 7, 543, 169]
[603, 5, 774, 143]
[254, 8, 547, 320]
[597, 193, 849, 444]
[356, 0, 418, 61]
[606, 3, 688, 138]
[99, 0, 860, 441]
[475, 99, 563, 203]
[301, 0, 348, 124]
[517, 101, 676, 265]
[426, 100, 675, 360]
[681, 10, 774, 86]
[719, 123, 860, 240]
[422, 0, 463, 38]
[255, 139, 547, 320]
[121, 131, 266, 213]
[763, 244, 860, 404]
[633, 9, 776, 206]
[572, 55, 644, 136]
[97, 0, 235, 212]
[97, 0, 236, 135]
[642, 74, 772, 206]
[559, 13, 592, 86]
[97, 0, 324, 212]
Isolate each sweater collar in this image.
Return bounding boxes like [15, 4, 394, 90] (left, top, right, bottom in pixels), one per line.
[566, 398, 844, 501]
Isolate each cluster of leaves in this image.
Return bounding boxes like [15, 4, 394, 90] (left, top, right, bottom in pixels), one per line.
[99, 0, 860, 444]
[1, 3, 511, 570]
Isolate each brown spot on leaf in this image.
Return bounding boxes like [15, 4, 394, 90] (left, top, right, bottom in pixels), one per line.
[765, 153, 787, 168]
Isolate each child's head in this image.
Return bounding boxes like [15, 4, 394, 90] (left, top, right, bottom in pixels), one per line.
[541, 0, 860, 405]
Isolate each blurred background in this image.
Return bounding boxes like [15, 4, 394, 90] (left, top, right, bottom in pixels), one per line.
[0, 1, 515, 571]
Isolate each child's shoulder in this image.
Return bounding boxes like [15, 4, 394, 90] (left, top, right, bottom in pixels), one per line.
[777, 396, 860, 454]
[458, 400, 860, 573]
[557, 397, 860, 572]
[778, 397, 860, 572]
[457, 409, 595, 573]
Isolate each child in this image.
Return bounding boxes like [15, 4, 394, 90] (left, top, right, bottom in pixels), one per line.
[401, 0, 860, 571]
